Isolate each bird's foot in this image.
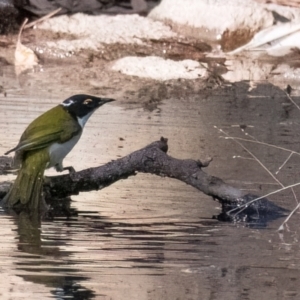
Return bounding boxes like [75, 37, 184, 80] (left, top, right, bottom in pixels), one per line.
[63, 166, 76, 174]
[63, 166, 76, 180]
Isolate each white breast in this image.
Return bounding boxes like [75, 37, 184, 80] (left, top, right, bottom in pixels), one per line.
[48, 133, 82, 170]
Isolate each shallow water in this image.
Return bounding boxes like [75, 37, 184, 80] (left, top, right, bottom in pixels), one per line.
[1, 64, 300, 299]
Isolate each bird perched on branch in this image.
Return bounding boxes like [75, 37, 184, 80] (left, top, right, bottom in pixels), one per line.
[3, 94, 115, 210]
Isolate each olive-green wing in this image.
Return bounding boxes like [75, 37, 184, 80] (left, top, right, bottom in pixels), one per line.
[5, 105, 81, 155]
[5, 128, 63, 154]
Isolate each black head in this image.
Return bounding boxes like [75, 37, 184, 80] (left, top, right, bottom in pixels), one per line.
[61, 94, 115, 118]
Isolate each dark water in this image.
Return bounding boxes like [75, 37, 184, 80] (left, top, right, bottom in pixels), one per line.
[1, 65, 300, 299]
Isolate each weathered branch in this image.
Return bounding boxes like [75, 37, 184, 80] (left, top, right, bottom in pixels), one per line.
[0, 137, 288, 225]
[43, 137, 244, 202]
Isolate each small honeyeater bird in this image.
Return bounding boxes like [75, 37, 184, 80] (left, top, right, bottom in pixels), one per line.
[3, 94, 115, 209]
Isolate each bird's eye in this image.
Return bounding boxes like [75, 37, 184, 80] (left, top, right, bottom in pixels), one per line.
[83, 99, 93, 105]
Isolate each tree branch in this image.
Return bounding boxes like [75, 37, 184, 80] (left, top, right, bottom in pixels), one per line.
[0, 137, 288, 225]
[43, 137, 244, 202]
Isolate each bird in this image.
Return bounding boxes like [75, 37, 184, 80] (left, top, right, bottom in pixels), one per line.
[2, 94, 115, 210]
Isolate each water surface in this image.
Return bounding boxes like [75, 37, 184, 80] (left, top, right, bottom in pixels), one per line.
[1, 64, 300, 299]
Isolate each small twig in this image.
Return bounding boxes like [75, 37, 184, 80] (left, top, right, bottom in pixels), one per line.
[276, 152, 294, 175]
[217, 125, 300, 226]
[285, 85, 300, 111]
[233, 155, 255, 160]
[291, 187, 299, 204]
[239, 127, 260, 143]
[278, 202, 300, 231]
[224, 135, 298, 185]
[227, 182, 300, 216]
[18, 18, 28, 44]
[24, 8, 62, 29]
[217, 127, 284, 188]
[223, 136, 300, 156]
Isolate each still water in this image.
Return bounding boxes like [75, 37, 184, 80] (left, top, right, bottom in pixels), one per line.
[1, 64, 300, 299]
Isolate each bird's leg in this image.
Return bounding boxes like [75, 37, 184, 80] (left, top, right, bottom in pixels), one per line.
[44, 169, 75, 185]
[54, 162, 64, 172]
[63, 166, 77, 181]
[62, 166, 76, 174]
[55, 163, 76, 179]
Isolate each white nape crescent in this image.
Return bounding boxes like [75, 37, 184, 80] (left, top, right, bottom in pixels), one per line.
[62, 99, 75, 107]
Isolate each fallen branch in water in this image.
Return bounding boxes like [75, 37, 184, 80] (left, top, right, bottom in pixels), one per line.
[43, 137, 243, 201]
[0, 137, 287, 225]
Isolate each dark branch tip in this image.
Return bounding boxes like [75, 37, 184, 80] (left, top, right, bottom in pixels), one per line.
[160, 136, 168, 143]
[197, 157, 213, 168]
[159, 137, 168, 152]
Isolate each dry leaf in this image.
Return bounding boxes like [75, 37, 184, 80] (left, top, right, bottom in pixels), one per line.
[15, 18, 38, 74]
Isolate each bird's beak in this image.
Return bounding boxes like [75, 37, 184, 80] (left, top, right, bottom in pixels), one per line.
[101, 98, 116, 103]
[96, 97, 116, 108]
